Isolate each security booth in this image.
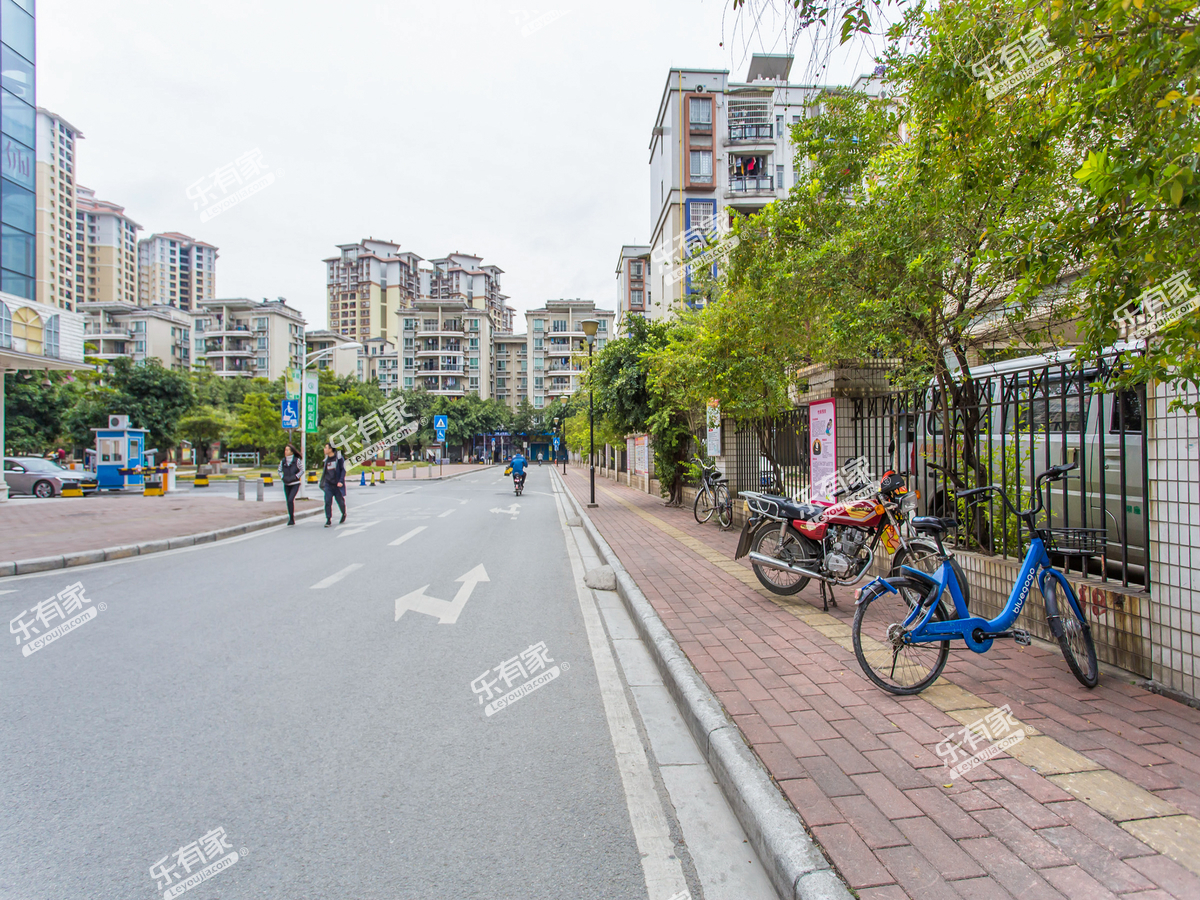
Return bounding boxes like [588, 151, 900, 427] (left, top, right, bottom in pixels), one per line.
[92, 415, 149, 490]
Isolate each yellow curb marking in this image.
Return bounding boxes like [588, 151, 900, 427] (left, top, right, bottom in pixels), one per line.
[581, 477, 1200, 876]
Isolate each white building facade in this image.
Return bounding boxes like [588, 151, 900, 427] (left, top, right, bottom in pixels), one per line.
[192, 298, 305, 381]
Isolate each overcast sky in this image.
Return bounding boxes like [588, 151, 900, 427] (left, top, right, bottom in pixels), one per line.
[40, 1, 881, 330]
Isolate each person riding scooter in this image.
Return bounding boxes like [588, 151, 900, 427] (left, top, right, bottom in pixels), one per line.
[510, 451, 528, 494]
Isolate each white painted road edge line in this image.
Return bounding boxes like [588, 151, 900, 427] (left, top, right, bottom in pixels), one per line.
[551, 476, 689, 900]
[389, 527, 427, 546]
[309, 563, 363, 589]
[438, 508, 455, 518]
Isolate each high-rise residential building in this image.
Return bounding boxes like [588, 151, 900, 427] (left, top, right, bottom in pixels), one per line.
[34, 109, 81, 310]
[191, 297, 305, 380]
[492, 333, 528, 408]
[398, 299, 494, 399]
[76, 186, 140, 305]
[324, 239, 421, 344]
[524, 299, 614, 409]
[138, 232, 217, 310]
[80, 302, 192, 370]
[304, 329, 359, 378]
[641, 55, 884, 316]
[356, 337, 399, 394]
[324, 240, 514, 344]
[614, 245, 650, 333]
[1, 0, 37, 301]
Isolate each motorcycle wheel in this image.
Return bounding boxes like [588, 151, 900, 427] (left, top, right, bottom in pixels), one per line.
[750, 523, 818, 595]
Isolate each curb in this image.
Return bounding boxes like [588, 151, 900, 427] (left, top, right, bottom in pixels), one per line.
[553, 468, 851, 900]
[0, 507, 324, 578]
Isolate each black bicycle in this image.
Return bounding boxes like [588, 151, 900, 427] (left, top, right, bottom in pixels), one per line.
[692, 458, 733, 529]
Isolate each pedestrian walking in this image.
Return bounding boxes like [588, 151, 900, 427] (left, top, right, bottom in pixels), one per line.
[278, 443, 302, 525]
[318, 443, 346, 528]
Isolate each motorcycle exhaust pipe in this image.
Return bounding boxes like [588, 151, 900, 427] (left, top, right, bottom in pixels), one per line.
[747, 551, 831, 583]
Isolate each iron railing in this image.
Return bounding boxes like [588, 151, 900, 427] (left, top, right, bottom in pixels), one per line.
[733, 407, 810, 500]
[850, 354, 1148, 588]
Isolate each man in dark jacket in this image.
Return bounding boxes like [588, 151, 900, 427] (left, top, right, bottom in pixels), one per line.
[318, 443, 347, 527]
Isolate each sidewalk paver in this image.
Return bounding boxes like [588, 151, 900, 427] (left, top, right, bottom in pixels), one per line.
[562, 466, 1200, 900]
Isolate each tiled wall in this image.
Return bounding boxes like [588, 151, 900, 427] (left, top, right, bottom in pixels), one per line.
[1146, 381, 1200, 698]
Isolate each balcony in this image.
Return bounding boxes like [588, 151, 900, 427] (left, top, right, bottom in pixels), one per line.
[726, 175, 775, 196]
[726, 123, 773, 143]
[84, 323, 133, 338]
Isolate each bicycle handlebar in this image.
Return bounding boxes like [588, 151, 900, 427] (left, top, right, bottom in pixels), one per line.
[954, 462, 1077, 526]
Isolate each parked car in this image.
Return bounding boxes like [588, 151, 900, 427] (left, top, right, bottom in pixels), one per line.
[3, 457, 98, 498]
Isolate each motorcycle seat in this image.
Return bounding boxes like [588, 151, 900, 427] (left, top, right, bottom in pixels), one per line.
[758, 493, 825, 521]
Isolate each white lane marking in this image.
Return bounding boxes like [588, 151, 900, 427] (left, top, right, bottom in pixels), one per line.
[0, 589, 17, 595]
[438, 508, 455, 518]
[310, 563, 363, 589]
[358, 493, 400, 508]
[549, 471, 688, 900]
[336, 519, 381, 538]
[389, 526, 427, 546]
[394, 564, 489, 624]
[490, 503, 521, 518]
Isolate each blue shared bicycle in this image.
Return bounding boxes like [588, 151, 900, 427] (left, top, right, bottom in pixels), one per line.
[851, 462, 1100, 694]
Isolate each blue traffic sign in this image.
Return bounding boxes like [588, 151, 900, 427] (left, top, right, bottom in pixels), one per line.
[434, 414, 448, 443]
[553, 436, 560, 450]
[281, 399, 299, 429]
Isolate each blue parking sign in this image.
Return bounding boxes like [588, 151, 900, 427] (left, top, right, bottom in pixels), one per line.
[281, 399, 300, 429]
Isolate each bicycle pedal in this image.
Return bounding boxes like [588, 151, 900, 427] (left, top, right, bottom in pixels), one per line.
[1012, 629, 1032, 646]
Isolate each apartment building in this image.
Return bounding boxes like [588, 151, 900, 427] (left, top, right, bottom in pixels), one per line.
[0, 0, 36, 303]
[324, 240, 514, 344]
[34, 109, 82, 310]
[324, 239, 422, 344]
[525, 299, 614, 409]
[76, 186, 140, 305]
[192, 297, 305, 380]
[138, 232, 217, 310]
[304, 329, 359, 378]
[614, 245, 651, 333]
[80, 302, 192, 370]
[641, 55, 884, 315]
[399, 299, 495, 399]
[356, 337, 400, 394]
[492, 333, 528, 408]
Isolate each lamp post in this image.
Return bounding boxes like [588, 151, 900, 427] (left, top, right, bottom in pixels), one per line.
[299, 341, 361, 499]
[580, 319, 599, 507]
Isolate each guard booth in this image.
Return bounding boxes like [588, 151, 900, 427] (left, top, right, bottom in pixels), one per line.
[92, 415, 148, 490]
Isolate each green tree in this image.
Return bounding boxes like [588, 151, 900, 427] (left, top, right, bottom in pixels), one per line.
[229, 393, 287, 458]
[176, 405, 236, 455]
[106, 358, 196, 455]
[3, 372, 64, 455]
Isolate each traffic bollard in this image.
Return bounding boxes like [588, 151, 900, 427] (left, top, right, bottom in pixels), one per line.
[412, 464, 416, 479]
[359, 470, 366, 486]
[257, 479, 264, 502]
[238, 476, 246, 501]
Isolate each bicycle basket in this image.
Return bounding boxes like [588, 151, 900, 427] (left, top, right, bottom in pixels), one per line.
[1045, 528, 1106, 557]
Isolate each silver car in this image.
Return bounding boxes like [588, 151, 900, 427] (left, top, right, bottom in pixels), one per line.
[3, 457, 97, 498]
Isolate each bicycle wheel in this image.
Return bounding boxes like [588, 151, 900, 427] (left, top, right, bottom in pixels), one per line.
[715, 484, 733, 529]
[891, 542, 973, 611]
[750, 523, 816, 595]
[853, 575, 951, 695]
[694, 486, 715, 524]
[1043, 572, 1099, 688]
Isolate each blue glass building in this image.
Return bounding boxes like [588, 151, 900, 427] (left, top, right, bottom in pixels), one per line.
[0, 0, 35, 300]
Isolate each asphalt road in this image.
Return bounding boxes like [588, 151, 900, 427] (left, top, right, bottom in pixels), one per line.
[0, 467, 666, 899]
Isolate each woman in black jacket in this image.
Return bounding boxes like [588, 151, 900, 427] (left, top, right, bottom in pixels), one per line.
[318, 443, 347, 528]
[278, 444, 303, 525]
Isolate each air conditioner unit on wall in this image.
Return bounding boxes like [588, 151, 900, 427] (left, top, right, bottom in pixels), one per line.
[108, 415, 130, 429]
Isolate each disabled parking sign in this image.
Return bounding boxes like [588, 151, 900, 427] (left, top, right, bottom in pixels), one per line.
[434, 414, 448, 443]
[281, 399, 299, 429]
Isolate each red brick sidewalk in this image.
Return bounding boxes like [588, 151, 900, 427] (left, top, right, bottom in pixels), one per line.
[562, 466, 1200, 900]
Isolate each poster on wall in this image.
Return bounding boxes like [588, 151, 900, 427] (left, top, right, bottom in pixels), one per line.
[627, 436, 635, 470]
[634, 435, 649, 475]
[809, 399, 837, 501]
[706, 400, 721, 457]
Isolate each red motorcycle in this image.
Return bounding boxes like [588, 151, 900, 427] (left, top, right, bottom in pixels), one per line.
[734, 471, 935, 600]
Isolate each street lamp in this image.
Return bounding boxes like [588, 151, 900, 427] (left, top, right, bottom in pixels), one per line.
[299, 341, 361, 498]
[580, 319, 599, 507]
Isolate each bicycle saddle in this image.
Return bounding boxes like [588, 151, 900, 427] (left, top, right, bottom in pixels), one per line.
[911, 516, 958, 535]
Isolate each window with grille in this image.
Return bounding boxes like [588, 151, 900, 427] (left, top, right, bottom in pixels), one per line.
[689, 96, 712, 127]
[690, 151, 712, 182]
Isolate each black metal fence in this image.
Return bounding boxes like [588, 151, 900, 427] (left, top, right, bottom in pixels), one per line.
[734, 407, 811, 500]
[851, 354, 1148, 588]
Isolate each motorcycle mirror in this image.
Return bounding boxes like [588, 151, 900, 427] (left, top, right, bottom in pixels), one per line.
[887, 438, 896, 455]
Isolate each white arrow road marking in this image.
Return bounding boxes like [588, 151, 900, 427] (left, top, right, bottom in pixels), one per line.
[310, 563, 363, 589]
[394, 564, 489, 624]
[490, 503, 521, 518]
[389, 526, 427, 546]
[438, 508, 455, 518]
[336, 519, 381, 538]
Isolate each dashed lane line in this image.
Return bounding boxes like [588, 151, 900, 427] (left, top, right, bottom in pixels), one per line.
[309, 563, 363, 589]
[389, 527, 427, 546]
